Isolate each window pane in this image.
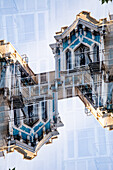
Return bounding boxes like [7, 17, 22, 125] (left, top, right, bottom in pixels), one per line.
[3, 0, 14, 8]
[6, 16, 15, 43]
[38, 13, 45, 40]
[26, 0, 35, 10]
[37, 0, 46, 9]
[15, 0, 24, 11]
[17, 14, 35, 42]
[67, 131, 74, 158]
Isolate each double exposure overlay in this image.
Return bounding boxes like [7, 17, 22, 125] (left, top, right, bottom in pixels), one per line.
[0, 0, 113, 170]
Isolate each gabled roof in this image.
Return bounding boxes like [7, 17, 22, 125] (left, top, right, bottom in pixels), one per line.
[76, 11, 99, 25]
[54, 11, 109, 40]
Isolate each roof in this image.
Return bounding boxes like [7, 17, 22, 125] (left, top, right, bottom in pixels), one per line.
[55, 11, 113, 39]
[76, 11, 99, 25]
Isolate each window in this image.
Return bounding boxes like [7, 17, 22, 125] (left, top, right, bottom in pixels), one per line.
[67, 88, 72, 98]
[109, 48, 113, 65]
[74, 52, 80, 67]
[0, 17, 4, 39]
[65, 76, 72, 85]
[67, 131, 74, 158]
[80, 48, 85, 66]
[26, 0, 35, 10]
[66, 49, 72, 70]
[40, 60, 47, 73]
[17, 14, 35, 42]
[96, 128, 106, 155]
[41, 101, 47, 122]
[37, 0, 46, 9]
[14, 109, 20, 127]
[78, 128, 96, 157]
[93, 44, 99, 62]
[40, 73, 47, 84]
[65, 161, 75, 170]
[3, 0, 15, 9]
[34, 104, 39, 122]
[40, 85, 48, 95]
[14, 0, 24, 11]
[6, 16, 15, 43]
[55, 0, 63, 19]
[74, 44, 90, 67]
[28, 105, 33, 123]
[23, 104, 39, 126]
[38, 13, 45, 40]
[0, 65, 6, 87]
[77, 161, 86, 170]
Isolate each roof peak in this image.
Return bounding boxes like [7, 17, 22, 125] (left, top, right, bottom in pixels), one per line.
[76, 11, 99, 24]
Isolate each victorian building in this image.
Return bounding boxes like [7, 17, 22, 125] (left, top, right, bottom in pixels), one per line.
[0, 40, 63, 159]
[50, 11, 113, 130]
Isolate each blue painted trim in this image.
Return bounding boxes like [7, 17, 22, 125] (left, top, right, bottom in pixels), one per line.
[20, 125, 31, 134]
[63, 40, 68, 50]
[53, 115, 56, 122]
[83, 38, 93, 46]
[52, 93, 55, 112]
[13, 128, 19, 136]
[34, 122, 43, 132]
[21, 132, 27, 141]
[94, 35, 100, 43]
[37, 128, 43, 137]
[71, 34, 76, 43]
[70, 39, 80, 49]
[86, 30, 92, 39]
[30, 136, 32, 142]
[45, 121, 50, 131]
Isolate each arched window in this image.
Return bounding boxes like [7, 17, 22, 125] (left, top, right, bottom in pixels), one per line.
[74, 44, 90, 67]
[14, 110, 20, 127]
[42, 101, 47, 122]
[66, 49, 72, 70]
[93, 44, 99, 62]
[28, 105, 33, 123]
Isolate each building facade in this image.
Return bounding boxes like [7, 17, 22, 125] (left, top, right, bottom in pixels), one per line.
[0, 40, 63, 159]
[50, 11, 113, 129]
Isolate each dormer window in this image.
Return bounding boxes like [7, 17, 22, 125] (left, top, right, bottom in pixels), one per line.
[74, 44, 90, 67]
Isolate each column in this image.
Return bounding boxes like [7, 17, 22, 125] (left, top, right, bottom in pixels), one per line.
[71, 50, 75, 69]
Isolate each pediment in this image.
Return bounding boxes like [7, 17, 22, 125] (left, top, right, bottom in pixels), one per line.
[55, 19, 99, 40]
[54, 11, 100, 41]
